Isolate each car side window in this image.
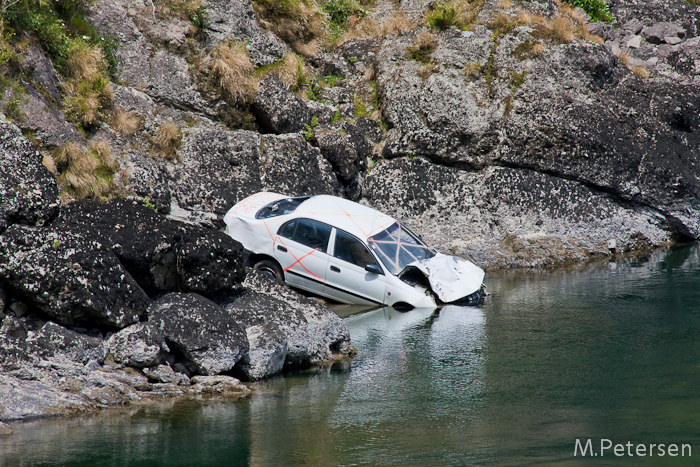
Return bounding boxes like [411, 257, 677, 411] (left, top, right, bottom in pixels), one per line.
[333, 230, 379, 269]
[278, 220, 296, 239]
[279, 219, 331, 253]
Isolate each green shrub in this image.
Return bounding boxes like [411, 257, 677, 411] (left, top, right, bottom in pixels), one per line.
[322, 0, 366, 37]
[427, 1, 457, 30]
[564, 0, 613, 23]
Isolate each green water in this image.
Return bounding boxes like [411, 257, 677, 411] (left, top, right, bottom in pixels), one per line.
[1, 244, 699, 466]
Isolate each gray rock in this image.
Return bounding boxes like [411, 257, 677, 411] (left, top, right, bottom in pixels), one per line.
[21, 44, 61, 102]
[253, 75, 311, 134]
[53, 199, 246, 297]
[28, 322, 108, 365]
[259, 133, 341, 196]
[626, 35, 642, 49]
[108, 322, 168, 368]
[0, 224, 149, 328]
[362, 158, 674, 268]
[0, 120, 59, 235]
[148, 293, 248, 375]
[312, 53, 354, 78]
[174, 125, 262, 215]
[143, 364, 187, 384]
[0, 422, 12, 436]
[641, 22, 686, 44]
[116, 150, 172, 213]
[203, 0, 289, 66]
[622, 19, 645, 34]
[223, 270, 354, 380]
[337, 39, 380, 67]
[306, 100, 339, 125]
[189, 375, 249, 394]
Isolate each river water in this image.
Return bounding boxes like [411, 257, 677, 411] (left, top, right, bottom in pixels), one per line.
[1, 244, 699, 466]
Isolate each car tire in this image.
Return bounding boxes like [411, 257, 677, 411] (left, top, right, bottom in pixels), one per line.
[253, 259, 284, 282]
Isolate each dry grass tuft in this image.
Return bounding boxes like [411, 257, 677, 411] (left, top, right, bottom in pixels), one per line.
[111, 109, 141, 136]
[42, 155, 57, 174]
[61, 43, 112, 127]
[273, 53, 305, 89]
[340, 10, 415, 44]
[155, 122, 182, 160]
[463, 61, 482, 78]
[548, 16, 574, 42]
[208, 41, 259, 103]
[632, 65, 649, 78]
[54, 141, 118, 199]
[614, 50, 629, 66]
[516, 11, 546, 26]
[414, 30, 438, 49]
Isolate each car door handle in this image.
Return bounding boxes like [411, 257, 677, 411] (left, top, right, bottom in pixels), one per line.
[330, 266, 340, 273]
[277, 245, 287, 253]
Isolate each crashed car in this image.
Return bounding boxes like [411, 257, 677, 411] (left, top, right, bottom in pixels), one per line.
[223, 192, 486, 309]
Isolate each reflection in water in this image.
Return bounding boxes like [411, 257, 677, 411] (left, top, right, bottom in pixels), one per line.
[1, 244, 699, 466]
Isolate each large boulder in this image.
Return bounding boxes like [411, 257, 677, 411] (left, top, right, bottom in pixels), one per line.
[0, 120, 60, 235]
[108, 322, 168, 368]
[223, 270, 354, 380]
[253, 75, 311, 134]
[0, 224, 149, 328]
[373, 20, 700, 246]
[148, 293, 248, 375]
[53, 200, 246, 297]
[260, 133, 341, 196]
[27, 321, 108, 365]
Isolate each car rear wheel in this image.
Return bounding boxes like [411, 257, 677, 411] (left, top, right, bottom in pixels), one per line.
[253, 259, 284, 282]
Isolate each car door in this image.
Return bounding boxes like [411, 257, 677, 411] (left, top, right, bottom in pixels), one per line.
[274, 218, 331, 293]
[324, 228, 387, 305]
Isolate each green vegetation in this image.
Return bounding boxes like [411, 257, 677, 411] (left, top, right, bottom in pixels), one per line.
[426, 1, 457, 30]
[322, 0, 366, 38]
[563, 0, 614, 23]
[330, 111, 342, 123]
[302, 116, 318, 141]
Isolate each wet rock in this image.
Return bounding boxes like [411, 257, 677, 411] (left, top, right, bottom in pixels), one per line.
[108, 322, 168, 368]
[0, 120, 60, 234]
[0, 224, 149, 328]
[148, 293, 248, 375]
[223, 270, 354, 380]
[190, 375, 249, 394]
[253, 75, 311, 134]
[203, 0, 289, 66]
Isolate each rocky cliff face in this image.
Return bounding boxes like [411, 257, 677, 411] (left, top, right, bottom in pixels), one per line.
[0, 0, 698, 419]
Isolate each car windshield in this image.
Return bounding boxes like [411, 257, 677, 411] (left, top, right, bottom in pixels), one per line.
[255, 196, 311, 219]
[368, 222, 435, 275]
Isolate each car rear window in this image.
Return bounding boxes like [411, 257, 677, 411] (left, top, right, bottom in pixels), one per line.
[256, 196, 311, 219]
[278, 218, 332, 253]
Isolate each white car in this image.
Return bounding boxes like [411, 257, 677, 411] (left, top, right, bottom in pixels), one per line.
[223, 192, 485, 309]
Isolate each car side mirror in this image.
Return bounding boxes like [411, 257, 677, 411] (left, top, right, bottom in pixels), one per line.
[365, 264, 383, 275]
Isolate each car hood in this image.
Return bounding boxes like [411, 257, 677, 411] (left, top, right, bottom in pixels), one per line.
[402, 254, 485, 303]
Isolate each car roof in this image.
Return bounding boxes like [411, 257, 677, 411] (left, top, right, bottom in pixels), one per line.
[293, 195, 396, 241]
